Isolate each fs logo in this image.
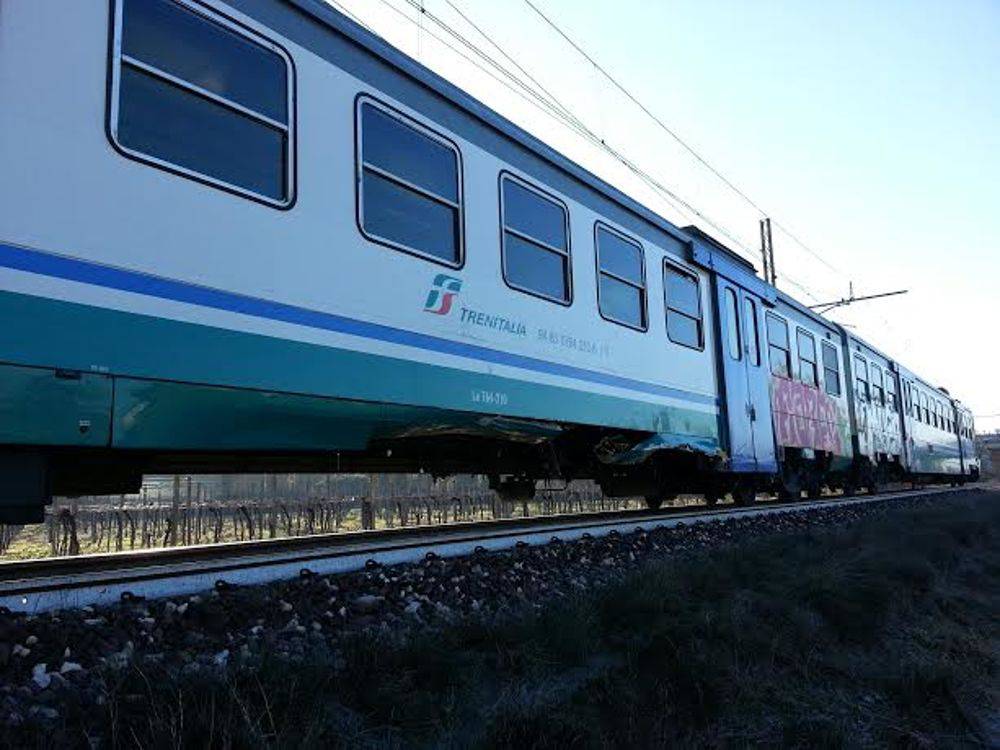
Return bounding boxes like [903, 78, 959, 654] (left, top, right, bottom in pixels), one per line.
[424, 274, 462, 316]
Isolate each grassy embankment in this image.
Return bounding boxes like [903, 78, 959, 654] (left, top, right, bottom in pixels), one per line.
[11, 492, 1000, 748]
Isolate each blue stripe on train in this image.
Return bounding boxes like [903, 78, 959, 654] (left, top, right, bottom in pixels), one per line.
[0, 242, 717, 407]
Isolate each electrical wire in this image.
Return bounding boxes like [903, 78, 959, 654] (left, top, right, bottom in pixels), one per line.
[336, 0, 829, 302]
[519, 0, 848, 280]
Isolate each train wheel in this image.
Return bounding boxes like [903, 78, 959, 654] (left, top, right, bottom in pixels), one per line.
[644, 493, 675, 510]
[733, 485, 756, 507]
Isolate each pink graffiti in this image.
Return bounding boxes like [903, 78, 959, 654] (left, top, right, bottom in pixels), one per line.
[771, 377, 843, 454]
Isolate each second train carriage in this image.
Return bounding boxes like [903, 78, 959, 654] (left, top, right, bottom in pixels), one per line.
[0, 0, 978, 521]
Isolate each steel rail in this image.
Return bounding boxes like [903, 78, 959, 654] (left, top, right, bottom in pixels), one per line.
[0, 487, 976, 614]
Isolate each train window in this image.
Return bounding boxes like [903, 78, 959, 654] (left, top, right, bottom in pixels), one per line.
[111, 0, 293, 205]
[663, 263, 704, 349]
[358, 100, 463, 266]
[871, 364, 885, 405]
[501, 175, 571, 304]
[854, 355, 869, 401]
[796, 329, 818, 387]
[724, 289, 741, 360]
[595, 224, 647, 330]
[886, 372, 898, 412]
[744, 298, 761, 366]
[766, 314, 791, 378]
[921, 393, 930, 423]
[821, 341, 841, 396]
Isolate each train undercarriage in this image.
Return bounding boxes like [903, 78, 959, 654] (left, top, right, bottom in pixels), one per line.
[1, 426, 975, 526]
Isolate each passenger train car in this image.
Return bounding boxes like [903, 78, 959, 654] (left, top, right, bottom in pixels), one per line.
[0, 0, 978, 522]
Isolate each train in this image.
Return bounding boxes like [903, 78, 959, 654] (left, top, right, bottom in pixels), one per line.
[0, 0, 979, 523]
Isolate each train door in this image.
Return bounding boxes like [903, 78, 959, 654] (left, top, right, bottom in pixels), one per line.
[717, 279, 775, 472]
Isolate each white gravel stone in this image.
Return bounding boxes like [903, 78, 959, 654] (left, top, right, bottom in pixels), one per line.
[31, 663, 51, 690]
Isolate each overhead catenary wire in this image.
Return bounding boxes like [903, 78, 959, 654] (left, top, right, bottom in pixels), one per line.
[518, 0, 848, 280]
[388, 0, 769, 264]
[337, 0, 828, 301]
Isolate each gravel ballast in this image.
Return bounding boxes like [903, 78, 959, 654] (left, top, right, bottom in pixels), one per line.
[0, 488, 987, 734]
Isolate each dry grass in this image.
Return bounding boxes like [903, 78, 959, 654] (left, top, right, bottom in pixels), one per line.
[5, 492, 998, 748]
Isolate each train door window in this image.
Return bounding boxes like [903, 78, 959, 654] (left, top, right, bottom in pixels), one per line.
[766, 313, 791, 378]
[595, 224, 646, 330]
[821, 341, 841, 396]
[871, 364, 885, 406]
[501, 174, 571, 304]
[854, 355, 870, 401]
[904, 381, 912, 416]
[796, 329, 818, 387]
[110, 0, 294, 205]
[744, 298, 761, 366]
[358, 100, 463, 266]
[724, 289, 741, 360]
[663, 263, 703, 349]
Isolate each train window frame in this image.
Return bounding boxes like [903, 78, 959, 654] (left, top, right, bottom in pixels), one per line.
[886, 372, 898, 413]
[356, 96, 465, 269]
[796, 328, 818, 387]
[744, 297, 761, 366]
[107, 0, 296, 208]
[871, 363, 885, 406]
[594, 222, 647, 332]
[766, 313, 792, 379]
[821, 341, 841, 396]
[853, 355, 870, 402]
[662, 260, 704, 350]
[500, 172, 573, 306]
[724, 288, 742, 360]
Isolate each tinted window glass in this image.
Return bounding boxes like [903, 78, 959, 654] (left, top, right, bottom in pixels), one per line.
[744, 297, 760, 366]
[118, 66, 285, 199]
[503, 179, 566, 250]
[797, 330, 817, 386]
[854, 356, 869, 400]
[663, 265, 702, 349]
[597, 227, 643, 284]
[766, 314, 790, 378]
[664, 267, 700, 317]
[598, 276, 644, 329]
[596, 226, 645, 329]
[725, 289, 741, 360]
[358, 102, 462, 265]
[501, 177, 570, 302]
[871, 364, 885, 404]
[766, 314, 789, 350]
[822, 342, 841, 396]
[362, 171, 459, 263]
[361, 104, 459, 203]
[667, 313, 700, 349]
[504, 233, 569, 302]
[122, 0, 288, 122]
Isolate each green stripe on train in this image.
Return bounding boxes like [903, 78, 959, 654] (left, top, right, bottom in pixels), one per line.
[0, 291, 720, 452]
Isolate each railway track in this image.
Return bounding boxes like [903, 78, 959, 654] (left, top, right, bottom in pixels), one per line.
[0, 486, 974, 614]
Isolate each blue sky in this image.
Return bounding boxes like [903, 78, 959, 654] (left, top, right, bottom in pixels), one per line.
[333, 0, 1000, 430]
